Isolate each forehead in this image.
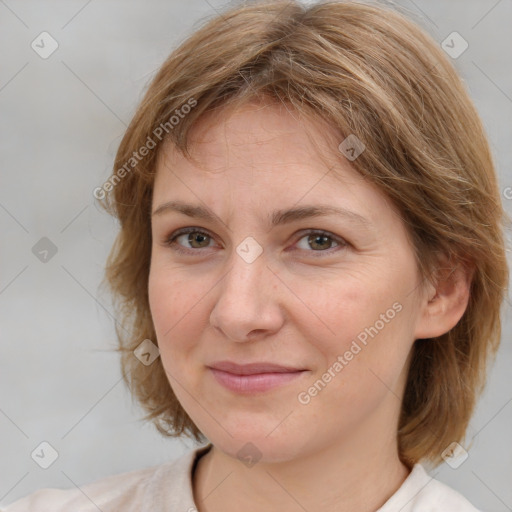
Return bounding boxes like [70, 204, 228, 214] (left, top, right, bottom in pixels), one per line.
[162, 101, 342, 169]
[152, 101, 398, 229]
[156, 101, 357, 185]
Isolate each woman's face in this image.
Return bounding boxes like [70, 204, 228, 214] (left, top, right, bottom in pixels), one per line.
[148, 101, 429, 463]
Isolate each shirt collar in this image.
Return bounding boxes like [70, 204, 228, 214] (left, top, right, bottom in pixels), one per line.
[144, 444, 432, 512]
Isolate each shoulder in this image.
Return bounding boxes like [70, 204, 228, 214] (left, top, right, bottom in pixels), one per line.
[0, 464, 164, 512]
[416, 471, 482, 512]
[378, 464, 482, 512]
[0, 444, 210, 512]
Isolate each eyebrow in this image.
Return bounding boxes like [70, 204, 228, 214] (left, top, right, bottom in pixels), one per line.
[152, 200, 371, 228]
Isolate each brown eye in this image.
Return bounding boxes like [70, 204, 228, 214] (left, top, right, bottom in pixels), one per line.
[183, 231, 211, 249]
[163, 227, 348, 257]
[295, 230, 347, 255]
[306, 233, 336, 250]
[164, 227, 216, 254]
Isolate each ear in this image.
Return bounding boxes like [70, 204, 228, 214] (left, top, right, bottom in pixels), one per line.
[413, 254, 474, 340]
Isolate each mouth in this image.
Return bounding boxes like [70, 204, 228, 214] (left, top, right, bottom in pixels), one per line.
[207, 361, 308, 394]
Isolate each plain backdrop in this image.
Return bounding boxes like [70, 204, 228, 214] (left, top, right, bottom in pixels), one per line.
[1, 0, 511, 509]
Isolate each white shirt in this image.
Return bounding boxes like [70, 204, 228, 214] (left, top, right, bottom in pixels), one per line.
[1, 443, 481, 511]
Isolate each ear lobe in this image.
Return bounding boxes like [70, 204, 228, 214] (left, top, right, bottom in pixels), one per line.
[414, 256, 474, 340]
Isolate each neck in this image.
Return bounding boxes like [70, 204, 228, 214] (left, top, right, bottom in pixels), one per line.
[192, 429, 411, 512]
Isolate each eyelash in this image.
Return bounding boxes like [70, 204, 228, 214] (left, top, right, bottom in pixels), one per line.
[163, 227, 348, 257]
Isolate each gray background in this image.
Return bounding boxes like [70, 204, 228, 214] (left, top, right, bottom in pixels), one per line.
[0, 0, 511, 509]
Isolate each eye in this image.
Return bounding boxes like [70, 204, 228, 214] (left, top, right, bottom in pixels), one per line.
[164, 227, 215, 254]
[162, 227, 348, 256]
[293, 230, 348, 256]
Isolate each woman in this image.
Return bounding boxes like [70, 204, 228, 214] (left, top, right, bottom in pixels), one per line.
[3, 0, 508, 511]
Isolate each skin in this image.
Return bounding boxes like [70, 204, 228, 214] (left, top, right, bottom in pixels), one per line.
[148, 100, 472, 512]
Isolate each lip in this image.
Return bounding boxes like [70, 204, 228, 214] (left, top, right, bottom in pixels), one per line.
[208, 361, 305, 375]
[207, 361, 308, 394]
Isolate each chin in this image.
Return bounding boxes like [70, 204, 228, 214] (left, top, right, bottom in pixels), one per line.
[206, 422, 312, 465]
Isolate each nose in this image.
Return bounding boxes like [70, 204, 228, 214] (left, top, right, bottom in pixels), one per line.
[209, 248, 285, 343]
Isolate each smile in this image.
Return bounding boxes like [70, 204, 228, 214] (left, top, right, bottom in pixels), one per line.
[207, 363, 308, 394]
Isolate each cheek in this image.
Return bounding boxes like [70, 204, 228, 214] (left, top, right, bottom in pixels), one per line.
[290, 273, 392, 350]
[295, 285, 414, 430]
[148, 265, 209, 357]
[296, 268, 416, 383]
[148, 267, 212, 407]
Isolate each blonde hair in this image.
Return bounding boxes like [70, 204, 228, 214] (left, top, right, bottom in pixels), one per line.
[99, 0, 509, 467]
